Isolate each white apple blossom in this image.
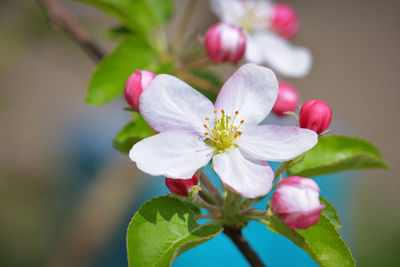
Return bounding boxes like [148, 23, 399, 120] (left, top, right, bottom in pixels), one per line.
[129, 64, 317, 198]
[209, 0, 312, 78]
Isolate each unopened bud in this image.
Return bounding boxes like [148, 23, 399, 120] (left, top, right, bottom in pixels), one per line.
[271, 176, 325, 229]
[272, 81, 299, 116]
[204, 23, 246, 64]
[124, 70, 156, 112]
[271, 4, 299, 39]
[165, 174, 199, 197]
[299, 99, 332, 134]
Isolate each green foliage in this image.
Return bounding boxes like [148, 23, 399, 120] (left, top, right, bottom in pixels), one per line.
[288, 135, 388, 177]
[70, 0, 173, 35]
[127, 196, 222, 266]
[192, 69, 223, 87]
[191, 69, 222, 102]
[86, 37, 156, 105]
[268, 215, 355, 267]
[104, 25, 135, 39]
[113, 112, 153, 153]
[320, 197, 342, 229]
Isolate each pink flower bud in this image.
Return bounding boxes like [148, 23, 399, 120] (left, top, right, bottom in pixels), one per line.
[271, 176, 326, 229]
[165, 174, 199, 197]
[272, 81, 299, 116]
[299, 99, 332, 134]
[204, 23, 246, 64]
[124, 70, 156, 112]
[271, 4, 299, 39]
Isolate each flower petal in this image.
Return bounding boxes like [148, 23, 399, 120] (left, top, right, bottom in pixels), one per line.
[130, 131, 213, 178]
[245, 31, 312, 78]
[140, 74, 215, 135]
[212, 148, 274, 198]
[238, 125, 318, 161]
[209, 0, 245, 25]
[214, 63, 278, 125]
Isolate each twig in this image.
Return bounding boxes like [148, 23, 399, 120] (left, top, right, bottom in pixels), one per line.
[38, 0, 105, 62]
[274, 160, 290, 180]
[175, 70, 219, 92]
[172, 0, 198, 53]
[224, 227, 266, 267]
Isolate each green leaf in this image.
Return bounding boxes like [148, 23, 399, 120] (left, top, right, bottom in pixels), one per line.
[70, 0, 173, 34]
[320, 197, 342, 229]
[268, 215, 355, 267]
[113, 112, 153, 153]
[191, 70, 221, 103]
[105, 25, 137, 39]
[86, 37, 156, 105]
[192, 69, 223, 87]
[288, 135, 388, 177]
[127, 196, 222, 267]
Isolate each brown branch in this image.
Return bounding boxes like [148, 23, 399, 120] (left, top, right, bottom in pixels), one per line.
[224, 227, 266, 267]
[172, 0, 198, 53]
[38, 0, 105, 62]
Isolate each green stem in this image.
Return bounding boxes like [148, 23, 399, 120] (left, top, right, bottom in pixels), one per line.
[274, 160, 291, 180]
[223, 189, 242, 226]
[199, 172, 224, 205]
[191, 193, 220, 212]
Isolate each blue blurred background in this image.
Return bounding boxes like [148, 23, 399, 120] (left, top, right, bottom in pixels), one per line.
[0, 0, 398, 266]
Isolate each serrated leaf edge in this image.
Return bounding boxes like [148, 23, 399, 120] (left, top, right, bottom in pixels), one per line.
[169, 224, 223, 266]
[126, 196, 222, 267]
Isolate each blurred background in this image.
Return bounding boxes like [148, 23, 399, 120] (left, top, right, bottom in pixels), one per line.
[0, 0, 399, 266]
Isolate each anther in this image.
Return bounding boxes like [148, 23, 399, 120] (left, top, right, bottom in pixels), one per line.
[214, 110, 217, 114]
[221, 109, 225, 114]
[240, 120, 244, 124]
[238, 131, 242, 135]
[235, 110, 239, 115]
[205, 117, 209, 120]
[205, 132, 209, 136]
[204, 124, 208, 128]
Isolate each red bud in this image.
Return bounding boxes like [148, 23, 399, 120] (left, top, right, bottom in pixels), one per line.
[165, 174, 199, 197]
[271, 4, 299, 39]
[299, 99, 332, 134]
[272, 81, 299, 116]
[204, 23, 246, 64]
[124, 70, 156, 112]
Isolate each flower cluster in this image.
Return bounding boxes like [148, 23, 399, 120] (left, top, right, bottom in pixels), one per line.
[207, 0, 312, 78]
[129, 64, 318, 199]
[123, 2, 334, 230]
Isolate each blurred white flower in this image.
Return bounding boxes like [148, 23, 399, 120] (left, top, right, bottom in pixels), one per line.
[209, 0, 312, 78]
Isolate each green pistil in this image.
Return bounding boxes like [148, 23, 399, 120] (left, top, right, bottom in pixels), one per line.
[203, 110, 243, 154]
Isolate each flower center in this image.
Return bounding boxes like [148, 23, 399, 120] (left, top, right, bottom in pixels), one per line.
[203, 109, 244, 153]
[240, 2, 271, 32]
